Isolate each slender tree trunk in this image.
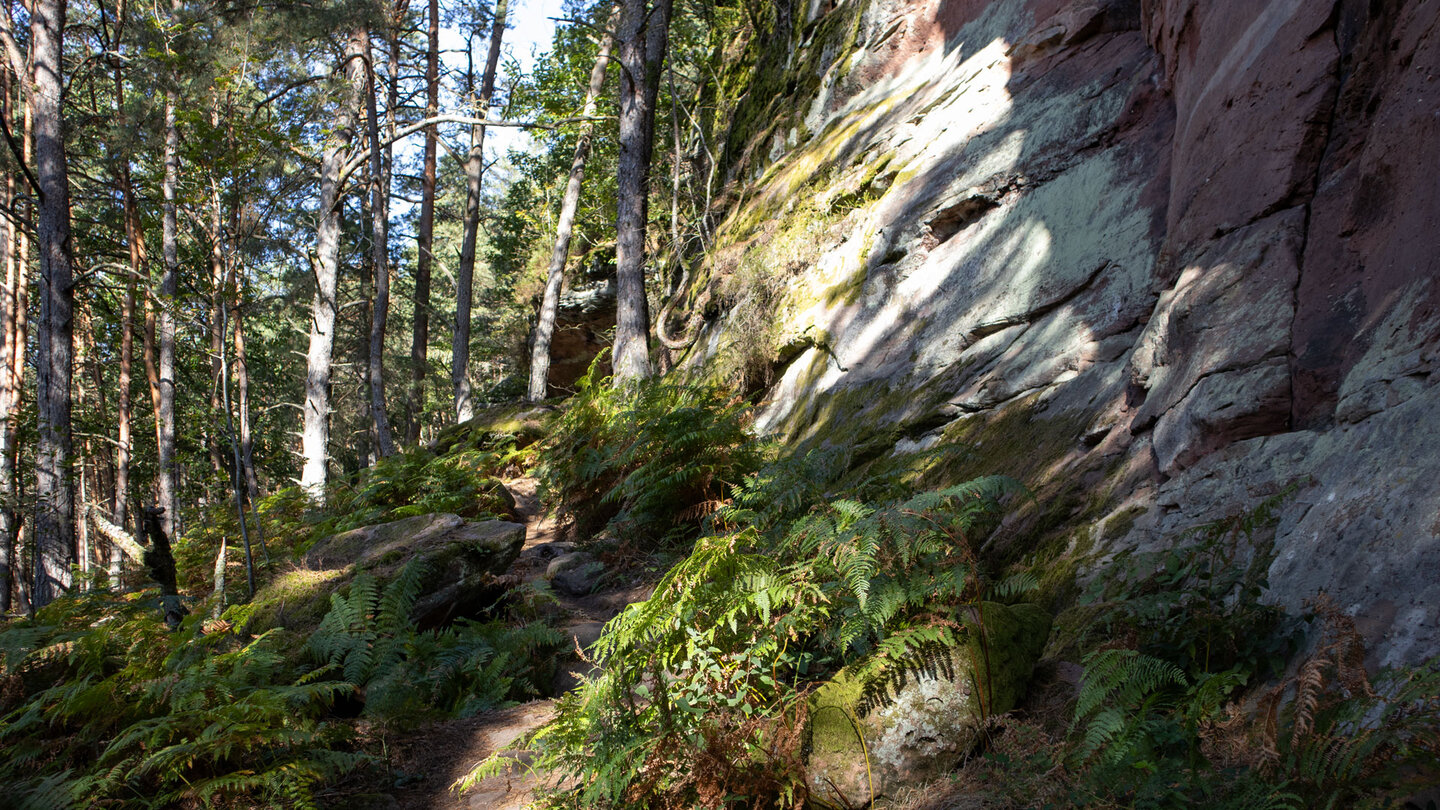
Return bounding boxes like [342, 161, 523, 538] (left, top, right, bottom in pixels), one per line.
[208, 112, 228, 487]
[409, 0, 439, 443]
[528, 13, 615, 401]
[230, 272, 267, 562]
[1, 91, 31, 613]
[113, 47, 143, 581]
[453, 0, 509, 422]
[113, 172, 138, 584]
[612, 0, 673, 382]
[302, 31, 367, 497]
[157, 91, 180, 538]
[217, 303, 254, 598]
[31, 0, 78, 606]
[0, 72, 15, 611]
[77, 305, 107, 587]
[365, 34, 395, 458]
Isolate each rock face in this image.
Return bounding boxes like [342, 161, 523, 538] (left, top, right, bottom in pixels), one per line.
[543, 280, 616, 395]
[686, 0, 1440, 666]
[806, 603, 1051, 808]
[304, 513, 526, 629]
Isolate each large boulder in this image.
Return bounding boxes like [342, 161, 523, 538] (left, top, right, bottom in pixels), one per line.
[806, 603, 1051, 808]
[303, 513, 527, 630]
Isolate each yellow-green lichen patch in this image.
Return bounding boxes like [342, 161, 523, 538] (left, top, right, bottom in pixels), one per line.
[1101, 505, 1147, 542]
[229, 566, 348, 636]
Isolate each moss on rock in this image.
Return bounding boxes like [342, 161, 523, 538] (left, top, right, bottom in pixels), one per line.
[806, 602, 1051, 808]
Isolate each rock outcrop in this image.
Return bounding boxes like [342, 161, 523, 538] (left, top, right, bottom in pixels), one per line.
[685, 0, 1440, 666]
[303, 513, 527, 630]
[542, 279, 617, 395]
[806, 603, 1051, 807]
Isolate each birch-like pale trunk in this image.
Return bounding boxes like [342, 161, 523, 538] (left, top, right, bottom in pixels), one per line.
[301, 31, 368, 497]
[156, 92, 180, 539]
[527, 11, 615, 402]
[30, 0, 78, 606]
[452, 0, 508, 422]
[612, 0, 674, 383]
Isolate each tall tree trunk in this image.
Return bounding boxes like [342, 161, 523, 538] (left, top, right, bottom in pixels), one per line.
[208, 113, 227, 489]
[1, 88, 31, 613]
[0, 72, 15, 611]
[528, 12, 616, 402]
[612, 0, 673, 383]
[31, 0, 78, 606]
[156, 91, 181, 539]
[365, 34, 395, 458]
[302, 31, 367, 497]
[452, 0, 508, 422]
[230, 271, 266, 562]
[114, 170, 139, 584]
[408, 0, 439, 443]
[217, 302, 255, 598]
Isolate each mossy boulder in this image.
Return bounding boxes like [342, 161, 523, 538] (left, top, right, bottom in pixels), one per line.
[430, 403, 555, 456]
[806, 602, 1051, 808]
[239, 514, 527, 635]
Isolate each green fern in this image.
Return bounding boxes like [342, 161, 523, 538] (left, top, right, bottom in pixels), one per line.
[467, 471, 1029, 807]
[1073, 648, 1187, 764]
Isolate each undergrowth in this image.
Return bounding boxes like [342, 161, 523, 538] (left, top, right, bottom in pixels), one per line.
[539, 356, 768, 546]
[463, 451, 1032, 808]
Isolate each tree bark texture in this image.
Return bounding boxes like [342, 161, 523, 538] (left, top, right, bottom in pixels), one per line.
[452, 0, 509, 422]
[31, 0, 78, 607]
[0, 71, 16, 611]
[527, 9, 615, 402]
[2, 89, 31, 613]
[408, 0, 439, 444]
[156, 91, 180, 538]
[365, 31, 396, 458]
[612, 0, 673, 383]
[301, 31, 367, 497]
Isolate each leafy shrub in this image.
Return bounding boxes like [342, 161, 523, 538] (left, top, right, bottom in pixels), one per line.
[539, 357, 768, 543]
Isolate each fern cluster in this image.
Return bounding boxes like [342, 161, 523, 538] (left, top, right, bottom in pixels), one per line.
[324, 444, 515, 534]
[307, 559, 564, 722]
[462, 461, 1029, 808]
[539, 357, 768, 543]
[0, 592, 362, 809]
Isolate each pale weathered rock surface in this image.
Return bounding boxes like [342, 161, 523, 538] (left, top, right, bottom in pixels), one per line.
[683, 0, 1440, 665]
[545, 551, 605, 597]
[806, 603, 1051, 808]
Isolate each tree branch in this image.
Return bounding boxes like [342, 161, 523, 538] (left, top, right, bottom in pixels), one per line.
[85, 502, 147, 564]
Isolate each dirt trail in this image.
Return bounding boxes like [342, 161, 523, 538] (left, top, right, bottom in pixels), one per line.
[382, 478, 649, 809]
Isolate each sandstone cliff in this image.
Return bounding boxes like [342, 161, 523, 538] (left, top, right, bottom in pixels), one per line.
[676, 0, 1440, 666]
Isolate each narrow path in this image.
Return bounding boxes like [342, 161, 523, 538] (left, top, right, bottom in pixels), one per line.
[384, 478, 649, 809]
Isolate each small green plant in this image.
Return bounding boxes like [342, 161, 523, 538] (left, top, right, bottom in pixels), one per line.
[1080, 488, 1302, 681]
[324, 446, 514, 535]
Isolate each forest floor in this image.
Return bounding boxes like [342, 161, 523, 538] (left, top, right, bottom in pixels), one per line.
[377, 477, 653, 809]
